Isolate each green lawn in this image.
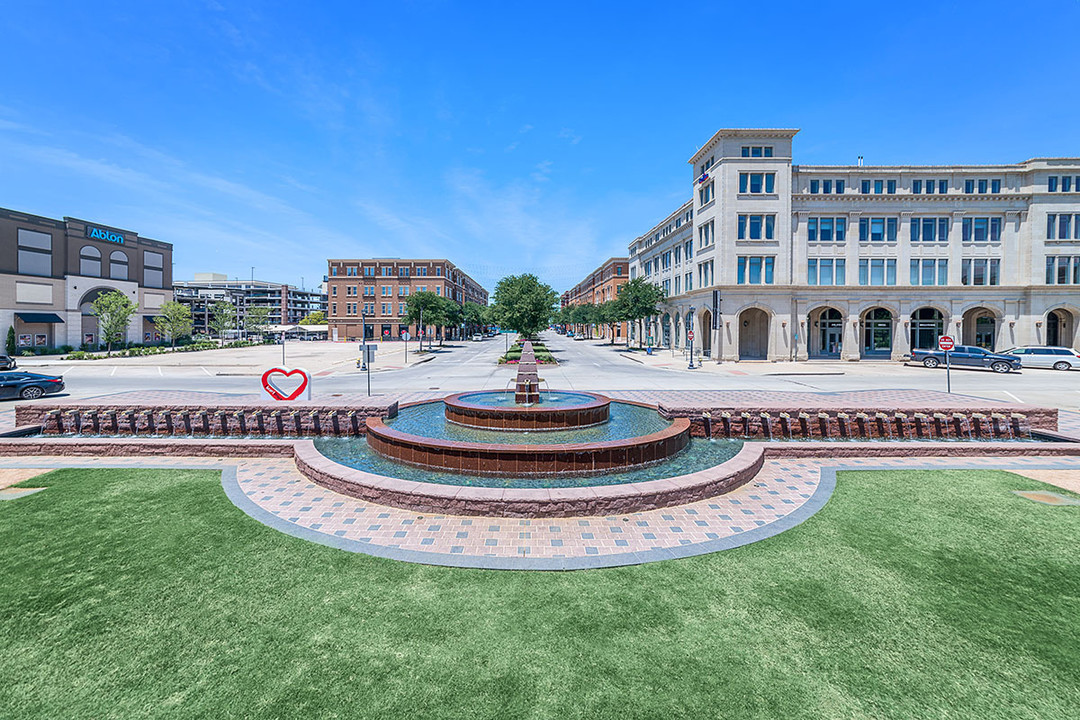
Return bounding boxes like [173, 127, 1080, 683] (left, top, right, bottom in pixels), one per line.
[1, 467, 1078, 719]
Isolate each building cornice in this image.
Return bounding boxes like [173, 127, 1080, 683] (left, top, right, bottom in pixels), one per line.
[689, 128, 800, 164]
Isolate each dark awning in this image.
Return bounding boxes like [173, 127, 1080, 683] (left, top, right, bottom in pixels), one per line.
[15, 312, 64, 324]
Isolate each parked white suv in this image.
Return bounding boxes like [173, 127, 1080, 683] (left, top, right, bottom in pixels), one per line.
[1002, 346, 1080, 370]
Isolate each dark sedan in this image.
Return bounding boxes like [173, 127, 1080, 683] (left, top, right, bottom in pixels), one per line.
[911, 345, 1021, 373]
[0, 371, 65, 400]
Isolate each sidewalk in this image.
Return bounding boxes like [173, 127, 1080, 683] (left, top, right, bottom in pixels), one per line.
[595, 341, 859, 376]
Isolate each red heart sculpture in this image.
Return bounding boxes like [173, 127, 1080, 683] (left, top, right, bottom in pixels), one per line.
[261, 367, 309, 401]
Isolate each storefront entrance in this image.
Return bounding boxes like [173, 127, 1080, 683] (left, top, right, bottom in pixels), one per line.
[862, 308, 893, 357]
[810, 307, 843, 358]
[910, 308, 944, 351]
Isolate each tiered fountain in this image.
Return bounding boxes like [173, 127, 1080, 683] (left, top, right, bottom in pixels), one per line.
[362, 341, 691, 476]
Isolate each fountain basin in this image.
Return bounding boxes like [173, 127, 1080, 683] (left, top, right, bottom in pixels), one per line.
[365, 414, 691, 477]
[444, 391, 610, 431]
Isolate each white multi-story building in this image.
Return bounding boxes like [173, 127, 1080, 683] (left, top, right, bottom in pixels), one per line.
[631, 129, 1080, 361]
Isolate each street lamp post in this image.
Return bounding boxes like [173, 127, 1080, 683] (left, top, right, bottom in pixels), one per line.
[688, 306, 696, 370]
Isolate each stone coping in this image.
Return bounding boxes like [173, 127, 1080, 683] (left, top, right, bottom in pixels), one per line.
[296, 438, 1080, 518]
[0, 437, 297, 457]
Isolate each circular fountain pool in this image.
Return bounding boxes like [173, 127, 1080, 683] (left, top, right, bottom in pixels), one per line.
[365, 399, 691, 477]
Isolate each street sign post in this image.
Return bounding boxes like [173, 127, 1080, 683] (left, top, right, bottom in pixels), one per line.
[938, 335, 955, 393]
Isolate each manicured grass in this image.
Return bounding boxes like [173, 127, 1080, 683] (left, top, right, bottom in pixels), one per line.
[1, 467, 1078, 719]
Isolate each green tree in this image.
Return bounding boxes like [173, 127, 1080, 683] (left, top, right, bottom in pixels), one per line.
[439, 297, 463, 345]
[299, 310, 326, 325]
[244, 306, 272, 339]
[6, 326, 15, 356]
[616, 277, 667, 347]
[491, 274, 558, 338]
[91, 290, 137, 357]
[153, 301, 194, 348]
[462, 302, 485, 334]
[208, 301, 236, 345]
[403, 291, 447, 350]
[597, 300, 622, 345]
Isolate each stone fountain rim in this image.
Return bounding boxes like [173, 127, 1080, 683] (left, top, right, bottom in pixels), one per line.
[443, 390, 611, 414]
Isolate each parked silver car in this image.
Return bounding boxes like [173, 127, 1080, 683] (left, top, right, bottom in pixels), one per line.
[1002, 346, 1080, 370]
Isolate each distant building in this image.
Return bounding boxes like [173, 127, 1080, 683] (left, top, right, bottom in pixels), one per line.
[564, 257, 630, 340]
[325, 258, 488, 341]
[0, 206, 173, 349]
[173, 273, 327, 339]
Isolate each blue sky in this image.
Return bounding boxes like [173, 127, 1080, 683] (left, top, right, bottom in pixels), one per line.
[2, 1, 1078, 294]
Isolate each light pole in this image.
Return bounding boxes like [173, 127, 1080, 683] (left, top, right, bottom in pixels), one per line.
[688, 306, 696, 369]
[360, 314, 368, 371]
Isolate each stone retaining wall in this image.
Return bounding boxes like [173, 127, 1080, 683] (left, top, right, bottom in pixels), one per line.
[662, 405, 1057, 440]
[18, 403, 398, 437]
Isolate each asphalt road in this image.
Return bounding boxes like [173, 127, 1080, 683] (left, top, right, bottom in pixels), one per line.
[7, 332, 1080, 413]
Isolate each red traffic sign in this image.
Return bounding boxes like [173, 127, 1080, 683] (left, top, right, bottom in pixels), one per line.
[687, 330, 695, 341]
[938, 335, 955, 351]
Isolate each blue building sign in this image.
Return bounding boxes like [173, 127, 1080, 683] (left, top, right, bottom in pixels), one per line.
[86, 226, 125, 244]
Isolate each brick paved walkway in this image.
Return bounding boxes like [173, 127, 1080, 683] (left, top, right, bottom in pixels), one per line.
[2, 453, 1078, 570]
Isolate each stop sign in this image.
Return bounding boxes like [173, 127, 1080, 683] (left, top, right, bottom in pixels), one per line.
[938, 335, 955, 351]
[688, 330, 695, 341]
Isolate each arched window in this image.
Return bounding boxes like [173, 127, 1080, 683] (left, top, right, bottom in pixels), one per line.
[80, 246, 101, 277]
[109, 250, 129, 281]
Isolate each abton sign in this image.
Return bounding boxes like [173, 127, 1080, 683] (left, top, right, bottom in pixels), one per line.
[86, 226, 125, 244]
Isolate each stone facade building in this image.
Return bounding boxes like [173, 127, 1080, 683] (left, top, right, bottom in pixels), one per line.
[325, 258, 487, 341]
[630, 129, 1080, 361]
[0, 206, 173, 349]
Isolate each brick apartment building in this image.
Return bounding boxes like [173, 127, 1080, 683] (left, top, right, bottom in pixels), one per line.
[326, 258, 488, 341]
[563, 257, 630, 340]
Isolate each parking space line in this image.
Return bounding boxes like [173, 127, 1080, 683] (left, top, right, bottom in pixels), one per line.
[110, 367, 118, 376]
[201, 367, 212, 377]
[1000, 390, 1022, 403]
[158, 367, 163, 377]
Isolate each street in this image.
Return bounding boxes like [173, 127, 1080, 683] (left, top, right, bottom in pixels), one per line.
[7, 331, 1080, 413]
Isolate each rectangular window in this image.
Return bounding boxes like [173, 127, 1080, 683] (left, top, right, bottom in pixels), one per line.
[17, 229, 53, 277]
[699, 181, 714, 205]
[808, 258, 844, 286]
[874, 180, 883, 194]
[810, 179, 820, 194]
[887, 180, 897, 194]
[910, 259, 948, 286]
[836, 180, 845, 194]
[861, 180, 871, 194]
[822, 179, 832, 194]
[939, 180, 948, 194]
[859, 258, 896, 286]
[1060, 215, 1073, 240]
[819, 217, 833, 242]
[965, 179, 975, 193]
[699, 220, 714, 247]
[807, 218, 816, 242]
[991, 179, 1001, 193]
[912, 180, 922, 194]
[1047, 214, 1056, 239]
[871, 218, 884, 241]
[978, 179, 988, 194]
[737, 256, 774, 285]
[749, 215, 762, 239]
[962, 258, 1001, 286]
[144, 251, 164, 288]
[1049, 176, 1059, 192]
[1064, 176, 1073, 193]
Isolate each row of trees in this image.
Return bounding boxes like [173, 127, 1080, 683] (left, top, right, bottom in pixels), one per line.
[401, 292, 492, 347]
[86, 291, 279, 356]
[555, 278, 667, 346]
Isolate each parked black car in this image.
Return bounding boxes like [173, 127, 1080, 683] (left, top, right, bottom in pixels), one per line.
[911, 345, 1021, 373]
[0, 371, 65, 400]
[0, 355, 16, 370]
